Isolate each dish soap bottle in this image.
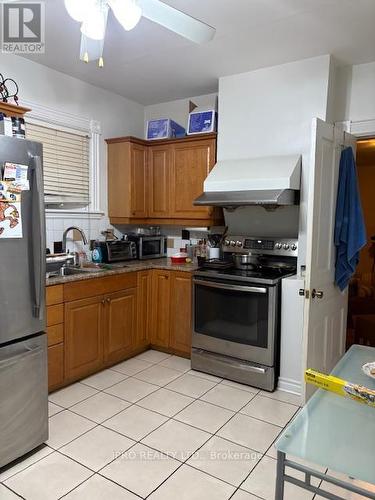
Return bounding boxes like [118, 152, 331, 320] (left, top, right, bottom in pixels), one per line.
[91, 241, 103, 263]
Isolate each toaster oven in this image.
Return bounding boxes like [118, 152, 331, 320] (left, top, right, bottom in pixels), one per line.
[97, 240, 137, 263]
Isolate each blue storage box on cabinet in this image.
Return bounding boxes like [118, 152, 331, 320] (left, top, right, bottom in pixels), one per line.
[187, 110, 216, 135]
[146, 119, 186, 140]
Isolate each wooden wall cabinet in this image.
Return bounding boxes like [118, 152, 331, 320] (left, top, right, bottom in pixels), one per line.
[148, 145, 170, 218]
[107, 139, 148, 220]
[106, 133, 222, 226]
[170, 139, 216, 220]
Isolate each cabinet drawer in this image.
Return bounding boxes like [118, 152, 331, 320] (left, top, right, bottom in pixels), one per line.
[46, 304, 64, 327]
[47, 324, 64, 346]
[46, 285, 63, 306]
[64, 273, 137, 302]
[48, 343, 64, 391]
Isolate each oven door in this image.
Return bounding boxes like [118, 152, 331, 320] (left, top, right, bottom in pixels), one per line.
[192, 277, 278, 366]
[139, 237, 166, 259]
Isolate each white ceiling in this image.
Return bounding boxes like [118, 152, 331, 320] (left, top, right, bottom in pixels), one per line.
[25, 0, 375, 105]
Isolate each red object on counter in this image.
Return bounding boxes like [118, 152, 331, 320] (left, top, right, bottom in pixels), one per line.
[171, 253, 188, 264]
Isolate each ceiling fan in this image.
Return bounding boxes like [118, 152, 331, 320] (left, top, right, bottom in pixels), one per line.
[64, 0, 216, 67]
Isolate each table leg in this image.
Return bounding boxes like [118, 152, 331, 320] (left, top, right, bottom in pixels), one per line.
[275, 451, 286, 500]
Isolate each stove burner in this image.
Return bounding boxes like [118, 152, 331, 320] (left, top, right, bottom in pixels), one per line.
[201, 259, 234, 270]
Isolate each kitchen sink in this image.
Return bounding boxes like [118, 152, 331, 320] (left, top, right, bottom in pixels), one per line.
[47, 263, 129, 278]
[47, 266, 105, 278]
[59, 267, 100, 276]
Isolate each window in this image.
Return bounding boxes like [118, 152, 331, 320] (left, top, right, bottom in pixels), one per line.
[26, 122, 90, 207]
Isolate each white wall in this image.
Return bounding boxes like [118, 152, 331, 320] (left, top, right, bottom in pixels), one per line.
[217, 55, 332, 396]
[349, 62, 375, 122]
[0, 54, 144, 250]
[217, 54, 332, 265]
[144, 92, 217, 137]
[333, 61, 375, 124]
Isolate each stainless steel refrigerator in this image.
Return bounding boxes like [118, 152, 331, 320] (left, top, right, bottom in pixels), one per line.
[0, 135, 48, 468]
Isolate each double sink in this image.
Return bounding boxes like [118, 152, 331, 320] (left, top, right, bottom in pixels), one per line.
[47, 263, 129, 278]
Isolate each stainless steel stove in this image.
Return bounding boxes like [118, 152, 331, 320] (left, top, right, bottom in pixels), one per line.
[191, 235, 298, 391]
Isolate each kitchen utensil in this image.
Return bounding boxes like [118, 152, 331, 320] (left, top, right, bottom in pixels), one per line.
[232, 253, 259, 269]
[208, 247, 220, 259]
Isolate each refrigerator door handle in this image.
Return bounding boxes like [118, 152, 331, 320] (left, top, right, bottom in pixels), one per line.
[31, 155, 45, 320]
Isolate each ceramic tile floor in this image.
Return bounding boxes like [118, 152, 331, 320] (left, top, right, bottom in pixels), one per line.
[0, 350, 368, 500]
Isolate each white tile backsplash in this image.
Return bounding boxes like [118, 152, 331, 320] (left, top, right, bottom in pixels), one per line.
[45, 215, 112, 254]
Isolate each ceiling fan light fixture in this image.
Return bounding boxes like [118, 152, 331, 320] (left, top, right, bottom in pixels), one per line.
[64, 0, 96, 23]
[109, 0, 142, 31]
[80, 2, 109, 40]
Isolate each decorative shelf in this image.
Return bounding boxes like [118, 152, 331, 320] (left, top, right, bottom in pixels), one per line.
[0, 101, 31, 118]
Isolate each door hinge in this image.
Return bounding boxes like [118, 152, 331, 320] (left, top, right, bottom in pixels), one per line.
[299, 289, 310, 299]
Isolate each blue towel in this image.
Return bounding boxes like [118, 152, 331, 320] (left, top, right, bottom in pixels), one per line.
[334, 146, 366, 291]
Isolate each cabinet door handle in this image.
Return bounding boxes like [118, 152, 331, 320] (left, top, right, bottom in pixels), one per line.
[106, 298, 111, 303]
[101, 299, 105, 305]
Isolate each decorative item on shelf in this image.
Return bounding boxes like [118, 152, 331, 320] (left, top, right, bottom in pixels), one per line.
[0, 73, 19, 104]
[0, 73, 31, 119]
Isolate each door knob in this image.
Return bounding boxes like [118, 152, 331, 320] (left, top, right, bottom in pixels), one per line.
[312, 289, 324, 299]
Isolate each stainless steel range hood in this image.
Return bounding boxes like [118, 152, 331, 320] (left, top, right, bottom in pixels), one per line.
[194, 154, 301, 207]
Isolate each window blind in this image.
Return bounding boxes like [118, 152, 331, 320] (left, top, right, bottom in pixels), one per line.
[26, 122, 90, 205]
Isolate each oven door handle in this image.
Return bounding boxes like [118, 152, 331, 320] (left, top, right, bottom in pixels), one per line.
[193, 279, 267, 294]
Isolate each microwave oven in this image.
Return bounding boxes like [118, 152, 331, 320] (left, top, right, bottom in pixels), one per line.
[126, 234, 167, 260]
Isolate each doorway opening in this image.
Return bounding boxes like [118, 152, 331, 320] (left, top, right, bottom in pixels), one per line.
[346, 138, 375, 349]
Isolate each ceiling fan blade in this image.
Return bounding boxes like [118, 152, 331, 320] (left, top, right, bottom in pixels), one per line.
[138, 0, 215, 44]
[80, 34, 104, 62]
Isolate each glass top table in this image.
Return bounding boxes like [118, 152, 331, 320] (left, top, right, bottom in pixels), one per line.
[275, 344, 375, 499]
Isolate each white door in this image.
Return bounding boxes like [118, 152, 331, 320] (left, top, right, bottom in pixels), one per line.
[302, 118, 357, 401]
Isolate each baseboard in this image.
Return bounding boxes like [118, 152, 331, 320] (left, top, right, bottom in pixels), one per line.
[277, 376, 302, 396]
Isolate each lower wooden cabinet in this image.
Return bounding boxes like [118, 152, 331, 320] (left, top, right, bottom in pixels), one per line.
[150, 270, 192, 356]
[151, 270, 171, 348]
[46, 285, 65, 391]
[104, 288, 136, 364]
[65, 295, 104, 382]
[169, 272, 192, 355]
[48, 268, 193, 391]
[48, 344, 64, 390]
[136, 271, 152, 348]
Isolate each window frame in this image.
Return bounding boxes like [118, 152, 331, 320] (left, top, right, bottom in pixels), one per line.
[23, 99, 103, 219]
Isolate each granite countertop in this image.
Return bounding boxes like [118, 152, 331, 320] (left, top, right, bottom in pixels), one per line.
[46, 258, 199, 286]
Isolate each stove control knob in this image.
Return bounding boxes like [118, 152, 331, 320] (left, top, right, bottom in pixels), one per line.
[230, 240, 236, 247]
[291, 244, 297, 251]
[283, 243, 290, 250]
[275, 243, 282, 250]
[224, 240, 230, 246]
[236, 241, 243, 247]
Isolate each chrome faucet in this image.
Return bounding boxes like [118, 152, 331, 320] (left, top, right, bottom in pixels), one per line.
[62, 226, 88, 253]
